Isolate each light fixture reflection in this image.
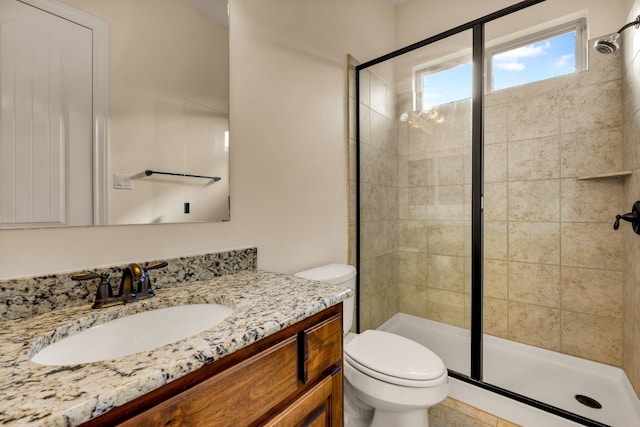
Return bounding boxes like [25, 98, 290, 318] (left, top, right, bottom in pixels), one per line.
[399, 109, 445, 131]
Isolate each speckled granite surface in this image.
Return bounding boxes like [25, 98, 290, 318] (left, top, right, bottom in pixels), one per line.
[0, 270, 352, 426]
[0, 248, 257, 320]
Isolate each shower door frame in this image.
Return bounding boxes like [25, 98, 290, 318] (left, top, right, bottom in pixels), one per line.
[354, 1, 608, 426]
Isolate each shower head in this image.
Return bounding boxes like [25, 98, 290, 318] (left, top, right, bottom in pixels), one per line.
[594, 34, 620, 55]
[594, 15, 640, 54]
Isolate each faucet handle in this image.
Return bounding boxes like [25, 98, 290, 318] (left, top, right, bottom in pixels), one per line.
[72, 272, 114, 309]
[145, 261, 168, 271]
[71, 272, 101, 281]
[138, 261, 168, 298]
[93, 273, 114, 308]
[613, 201, 640, 234]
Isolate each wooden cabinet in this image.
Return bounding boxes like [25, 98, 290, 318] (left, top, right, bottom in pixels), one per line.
[81, 304, 343, 427]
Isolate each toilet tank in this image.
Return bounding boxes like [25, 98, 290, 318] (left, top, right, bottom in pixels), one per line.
[294, 264, 356, 335]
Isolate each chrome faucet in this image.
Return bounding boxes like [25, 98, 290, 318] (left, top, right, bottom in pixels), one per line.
[72, 261, 168, 309]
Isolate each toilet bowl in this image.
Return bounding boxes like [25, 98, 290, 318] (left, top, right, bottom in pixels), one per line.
[295, 264, 448, 427]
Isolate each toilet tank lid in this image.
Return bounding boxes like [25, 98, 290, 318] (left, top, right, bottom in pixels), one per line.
[294, 263, 356, 284]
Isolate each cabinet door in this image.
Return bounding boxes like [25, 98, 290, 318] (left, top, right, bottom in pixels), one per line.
[263, 368, 342, 427]
[298, 314, 342, 384]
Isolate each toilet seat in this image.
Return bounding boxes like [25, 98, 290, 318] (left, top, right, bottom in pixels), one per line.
[344, 330, 447, 388]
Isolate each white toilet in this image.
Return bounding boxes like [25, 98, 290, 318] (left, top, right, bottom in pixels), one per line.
[295, 264, 449, 427]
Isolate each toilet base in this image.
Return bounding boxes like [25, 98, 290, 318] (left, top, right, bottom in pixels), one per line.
[345, 377, 434, 427]
[370, 408, 430, 427]
[344, 385, 373, 427]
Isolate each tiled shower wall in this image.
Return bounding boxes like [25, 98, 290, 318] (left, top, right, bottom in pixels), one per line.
[352, 61, 400, 331]
[352, 39, 628, 367]
[623, 0, 640, 396]
[478, 46, 624, 366]
[397, 98, 472, 329]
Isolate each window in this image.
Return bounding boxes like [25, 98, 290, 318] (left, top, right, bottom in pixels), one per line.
[413, 18, 587, 111]
[416, 58, 472, 111]
[485, 19, 586, 92]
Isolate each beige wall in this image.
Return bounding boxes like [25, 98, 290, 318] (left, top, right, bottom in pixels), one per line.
[0, 0, 396, 280]
[622, 0, 640, 397]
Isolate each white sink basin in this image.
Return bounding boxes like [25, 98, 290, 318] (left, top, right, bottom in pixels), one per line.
[30, 304, 235, 366]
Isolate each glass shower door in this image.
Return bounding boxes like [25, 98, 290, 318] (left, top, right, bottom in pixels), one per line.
[356, 30, 474, 376]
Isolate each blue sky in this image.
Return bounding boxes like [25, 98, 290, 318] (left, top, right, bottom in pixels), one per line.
[421, 31, 576, 109]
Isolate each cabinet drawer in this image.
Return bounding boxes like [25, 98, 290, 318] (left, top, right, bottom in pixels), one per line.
[118, 336, 299, 427]
[263, 368, 339, 427]
[299, 314, 342, 384]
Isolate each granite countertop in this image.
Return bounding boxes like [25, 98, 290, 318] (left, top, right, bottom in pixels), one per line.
[0, 270, 352, 426]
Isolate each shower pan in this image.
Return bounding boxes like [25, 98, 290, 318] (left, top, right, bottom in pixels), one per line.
[353, 0, 640, 426]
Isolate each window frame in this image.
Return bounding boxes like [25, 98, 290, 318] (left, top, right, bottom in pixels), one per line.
[412, 17, 587, 111]
[485, 18, 587, 92]
[414, 54, 472, 111]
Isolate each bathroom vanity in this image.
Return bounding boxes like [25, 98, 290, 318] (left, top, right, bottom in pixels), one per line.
[0, 269, 351, 426]
[87, 305, 343, 426]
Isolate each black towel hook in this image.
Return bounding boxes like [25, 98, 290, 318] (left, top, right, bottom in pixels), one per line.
[614, 201, 640, 234]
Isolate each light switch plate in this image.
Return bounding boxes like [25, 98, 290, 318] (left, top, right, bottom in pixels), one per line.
[114, 174, 133, 190]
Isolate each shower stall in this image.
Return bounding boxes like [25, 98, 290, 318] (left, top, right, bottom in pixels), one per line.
[352, 0, 640, 426]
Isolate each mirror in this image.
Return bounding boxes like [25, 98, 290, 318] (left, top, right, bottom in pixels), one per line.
[0, 0, 229, 228]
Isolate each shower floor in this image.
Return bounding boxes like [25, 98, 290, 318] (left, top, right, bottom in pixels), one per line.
[379, 313, 640, 427]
